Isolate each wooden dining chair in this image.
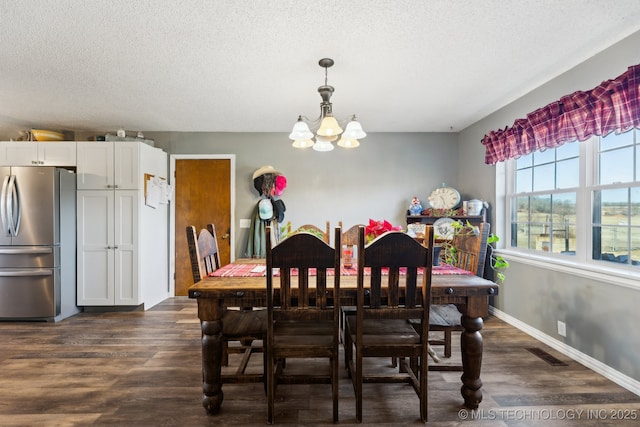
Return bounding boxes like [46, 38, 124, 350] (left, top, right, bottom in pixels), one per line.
[343, 226, 434, 423]
[339, 222, 362, 257]
[287, 220, 331, 244]
[186, 224, 266, 382]
[338, 223, 364, 341]
[427, 222, 489, 363]
[265, 226, 341, 424]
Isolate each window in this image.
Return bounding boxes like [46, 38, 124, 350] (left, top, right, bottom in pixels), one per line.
[592, 130, 640, 266]
[507, 128, 640, 268]
[511, 143, 578, 255]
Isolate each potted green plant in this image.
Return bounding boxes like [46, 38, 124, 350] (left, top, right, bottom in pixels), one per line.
[438, 220, 509, 284]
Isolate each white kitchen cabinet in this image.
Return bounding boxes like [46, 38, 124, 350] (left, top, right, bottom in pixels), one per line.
[0, 141, 77, 166]
[76, 141, 139, 189]
[76, 141, 168, 308]
[77, 190, 138, 305]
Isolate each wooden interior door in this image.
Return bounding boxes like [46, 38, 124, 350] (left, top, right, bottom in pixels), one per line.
[174, 158, 231, 296]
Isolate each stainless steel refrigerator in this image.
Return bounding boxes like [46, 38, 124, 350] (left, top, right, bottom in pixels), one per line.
[0, 166, 78, 321]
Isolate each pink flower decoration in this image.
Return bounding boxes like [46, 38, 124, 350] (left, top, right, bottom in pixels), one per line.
[365, 218, 402, 243]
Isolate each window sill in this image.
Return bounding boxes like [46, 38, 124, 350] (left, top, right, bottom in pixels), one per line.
[495, 249, 640, 291]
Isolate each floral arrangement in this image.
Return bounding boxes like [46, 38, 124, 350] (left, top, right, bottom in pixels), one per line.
[365, 219, 403, 243]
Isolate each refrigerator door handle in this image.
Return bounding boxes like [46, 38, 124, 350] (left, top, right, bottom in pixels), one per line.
[0, 174, 9, 235]
[0, 247, 54, 255]
[0, 269, 53, 277]
[7, 174, 21, 236]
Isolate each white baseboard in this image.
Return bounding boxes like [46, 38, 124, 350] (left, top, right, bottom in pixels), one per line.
[489, 307, 640, 397]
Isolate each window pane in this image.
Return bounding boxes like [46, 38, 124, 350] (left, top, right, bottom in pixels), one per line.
[533, 149, 555, 165]
[511, 197, 529, 249]
[531, 195, 550, 251]
[514, 223, 530, 249]
[516, 168, 532, 193]
[556, 158, 579, 188]
[597, 226, 628, 263]
[600, 147, 634, 185]
[556, 142, 579, 160]
[631, 228, 640, 265]
[551, 193, 576, 254]
[532, 195, 551, 216]
[593, 188, 632, 264]
[636, 150, 640, 182]
[552, 193, 576, 223]
[516, 153, 532, 168]
[631, 187, 640, 226]
[599, 188, 628, 225]
[514, 196, 529, 222]
[554, 225, 576, 255]
[533, 163, 555, 191]
[601, 130, 634, 150]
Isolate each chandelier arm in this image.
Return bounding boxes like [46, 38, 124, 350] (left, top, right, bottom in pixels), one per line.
[297, 114, 323, 129]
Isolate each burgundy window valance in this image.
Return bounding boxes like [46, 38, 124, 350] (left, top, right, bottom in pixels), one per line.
[481, 64, 640, 164]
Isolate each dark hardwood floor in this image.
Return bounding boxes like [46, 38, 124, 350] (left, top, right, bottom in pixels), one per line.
[1, 297, 638, 426]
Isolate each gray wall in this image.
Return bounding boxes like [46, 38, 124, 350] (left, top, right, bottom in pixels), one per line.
[458, 30, 640, 383]
[145, 131, 462, 257]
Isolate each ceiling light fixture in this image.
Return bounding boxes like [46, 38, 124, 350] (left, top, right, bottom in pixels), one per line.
[289, 58, 366, 151]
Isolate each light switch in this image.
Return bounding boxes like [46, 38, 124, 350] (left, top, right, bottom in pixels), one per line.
[239, 219, 251, 229]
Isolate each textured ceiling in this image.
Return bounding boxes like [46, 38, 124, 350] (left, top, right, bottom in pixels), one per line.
[2, 0, 640, 136]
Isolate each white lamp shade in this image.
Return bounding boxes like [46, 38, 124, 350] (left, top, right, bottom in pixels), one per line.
[313, 135, 335, 151]
[289, 121, 314, 140]
[317, 116, 343, 137]
[341, 120, 367, 139]
[337, 138, 360, 148]
[292, 138, 314, 148]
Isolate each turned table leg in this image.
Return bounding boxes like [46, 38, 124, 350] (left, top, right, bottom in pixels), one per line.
[460, 315, 483, 409]
[201, 318, 224, 414]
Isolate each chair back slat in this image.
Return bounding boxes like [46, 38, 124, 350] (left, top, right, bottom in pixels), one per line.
[186, 223, 221, 283]
[357, 226, 433, 322]
[267, 228, 341, 322]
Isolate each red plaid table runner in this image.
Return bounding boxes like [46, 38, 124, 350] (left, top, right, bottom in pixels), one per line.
[210, 263, 472, 277]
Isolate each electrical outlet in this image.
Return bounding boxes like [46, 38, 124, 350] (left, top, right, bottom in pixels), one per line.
[239, 219, 251, 229]
[557, 320, 567, 337]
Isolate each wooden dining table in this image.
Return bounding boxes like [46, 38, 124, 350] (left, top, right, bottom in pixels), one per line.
[188, 260, 499, 415]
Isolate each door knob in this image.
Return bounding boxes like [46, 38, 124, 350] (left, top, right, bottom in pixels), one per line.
[221, 233, 230, 239]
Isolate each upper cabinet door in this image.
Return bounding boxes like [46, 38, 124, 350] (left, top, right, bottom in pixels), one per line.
[0, 142, 38, 166]
[77, 142, 115, 189]
[37, 142, 77, 166]
[113, 142, 139, 190]
[0, 141, 76, 166]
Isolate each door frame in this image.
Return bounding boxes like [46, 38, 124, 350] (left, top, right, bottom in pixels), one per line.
[169, 154, 236, 296]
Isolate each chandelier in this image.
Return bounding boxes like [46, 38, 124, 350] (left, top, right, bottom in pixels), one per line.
[289, 58, 366, 151]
